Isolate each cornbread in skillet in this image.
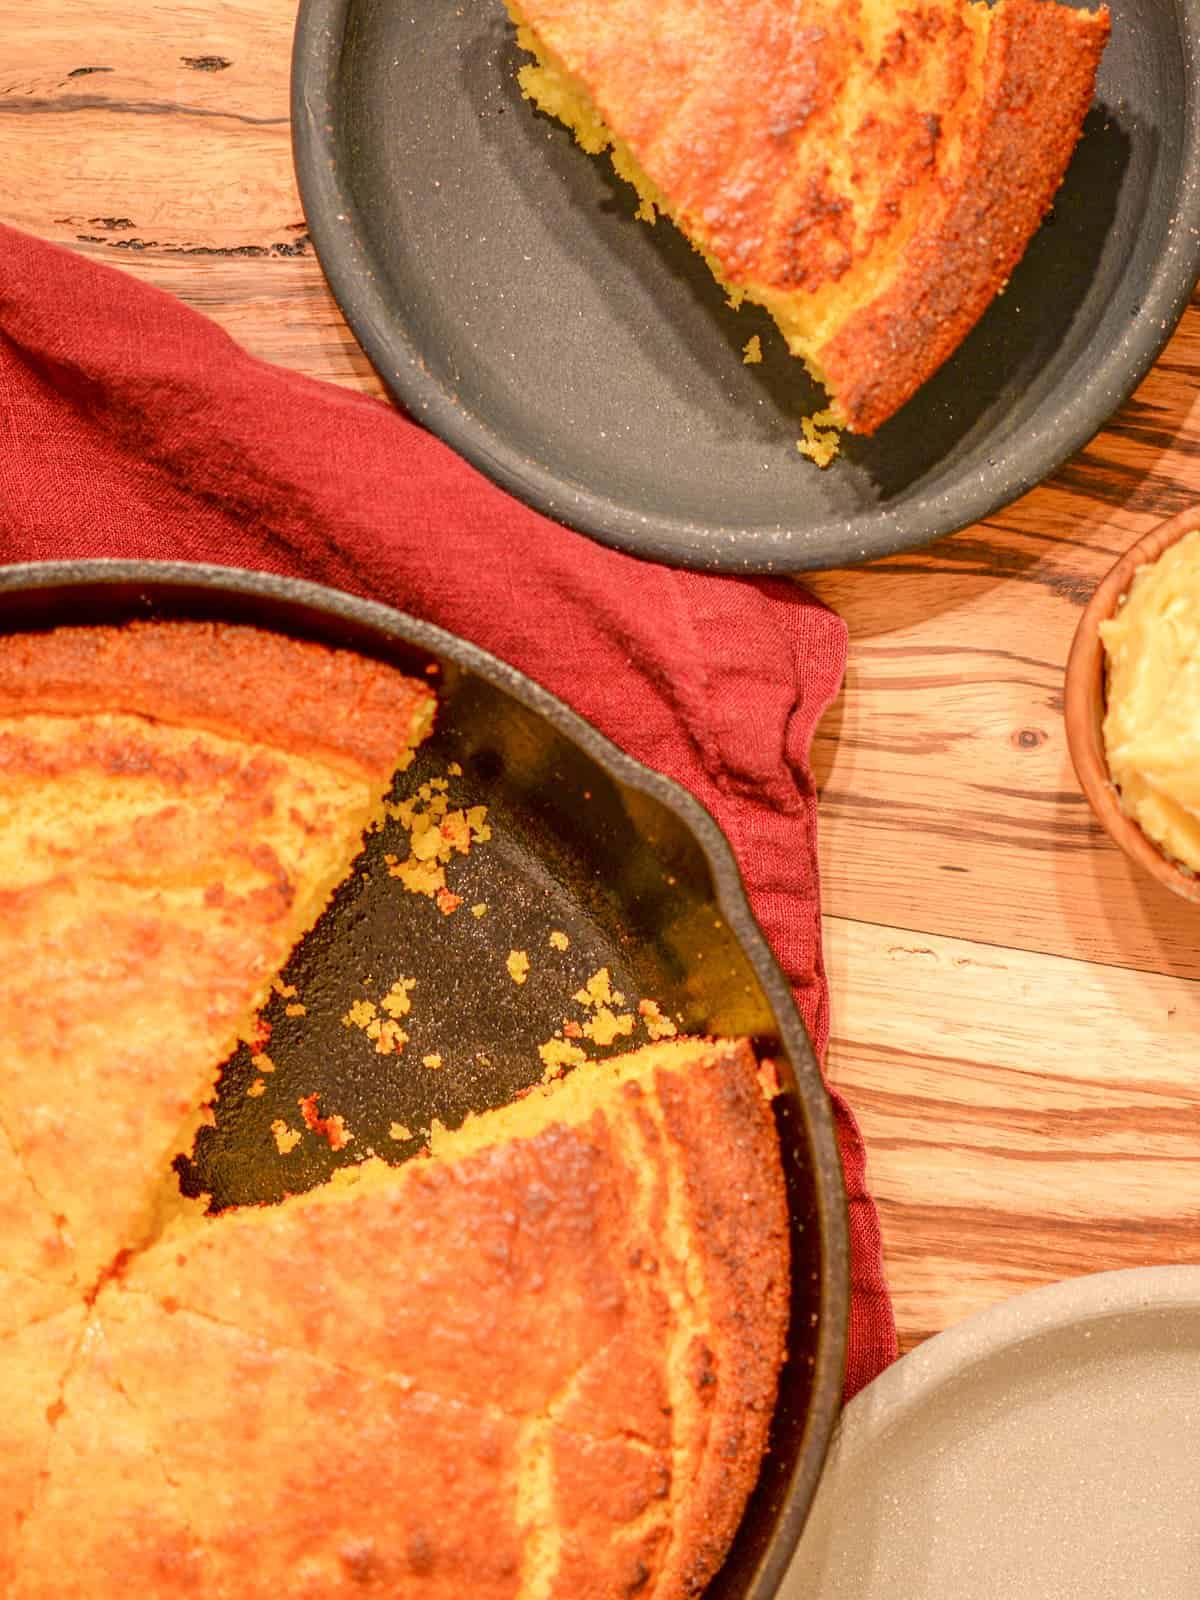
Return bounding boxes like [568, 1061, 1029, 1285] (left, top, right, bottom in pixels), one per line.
[0, 621, 434, 1292]
[61, 1295, 528, 1600]
[506, 0, 1110, 434]
[112, 1038, 791, 1598]
[0, 622, 789, 1597]
[11, 1310, 205, 1600]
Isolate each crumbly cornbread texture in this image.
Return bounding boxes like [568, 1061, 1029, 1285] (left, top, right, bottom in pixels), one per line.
[507, 0, 1109, 435]
[0, 622, 433, 1293]
[117, 1039, 789, 1600]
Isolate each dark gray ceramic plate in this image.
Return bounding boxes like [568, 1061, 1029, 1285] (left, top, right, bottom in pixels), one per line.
[0, 560, 848, 1600]
[292, 0, 1200, 573]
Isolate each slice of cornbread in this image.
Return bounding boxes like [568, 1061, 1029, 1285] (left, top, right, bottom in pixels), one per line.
[507, 0, 1110, 435]
[0, 623, 434, 1293]
[118, 1037, 789, 1599]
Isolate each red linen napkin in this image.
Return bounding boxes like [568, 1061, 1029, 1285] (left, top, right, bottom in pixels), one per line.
[0, 221, 895, 1398]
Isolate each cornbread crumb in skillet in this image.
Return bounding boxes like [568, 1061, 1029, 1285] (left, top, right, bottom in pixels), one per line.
[120, 1038, 790, 1599]
[507, 0, 1109, 435]
[0, 622, 434, 1291]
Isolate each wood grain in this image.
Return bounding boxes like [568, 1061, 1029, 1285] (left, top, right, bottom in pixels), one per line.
[0, 1, 385, 392]
[4, 0, 1200, 1365]
[825, 917, 1200, 1352]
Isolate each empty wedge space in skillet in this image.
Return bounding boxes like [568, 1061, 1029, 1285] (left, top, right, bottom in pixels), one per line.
[115, 1037, 791, 1600]
[0, 621, 434, 1293]
[506, 0, 1110, 435]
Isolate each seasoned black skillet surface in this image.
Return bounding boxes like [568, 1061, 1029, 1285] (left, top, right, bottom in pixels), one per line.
[182, 670, 778, 1207]
[0, 560, 847, 1600]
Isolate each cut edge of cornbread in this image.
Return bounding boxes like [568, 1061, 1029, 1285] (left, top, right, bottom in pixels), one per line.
[506, 0, 1110, 443]
[150, 1035, 760, 1247]
[122, 748, 433, 1260]
[507, 2, 845, 454]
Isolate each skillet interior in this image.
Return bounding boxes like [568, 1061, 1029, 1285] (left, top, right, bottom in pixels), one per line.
[0, 560, 848, 1598]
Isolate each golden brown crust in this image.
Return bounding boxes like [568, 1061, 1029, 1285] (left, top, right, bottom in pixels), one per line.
[0, 622, 434, 779]
[0, 1308, 88, 1594]
[119, 1039, 788, 1598]
[652, 1041, 791, 1598]
[0, 1119, 77, 1326]
[76, 1296, 526, 1600]
[12, 1312, 208, 1600]
[820, 0, 1111, 431]
[513, 0, 1108, 433]
[127, 1119, 635, 1417]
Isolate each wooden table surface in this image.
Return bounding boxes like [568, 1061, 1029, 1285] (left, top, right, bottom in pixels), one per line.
[6, 0, 1200, 1360]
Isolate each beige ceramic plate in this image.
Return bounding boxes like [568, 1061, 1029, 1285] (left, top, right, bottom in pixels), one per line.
[784, 1267, 1200, 1598]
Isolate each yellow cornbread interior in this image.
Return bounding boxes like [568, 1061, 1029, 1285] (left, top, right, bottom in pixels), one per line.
[112, 1036, 742, 1600]
[507, 4, 845, 458]
[299, 1037, 719, 1600]
[1101, 528, 1200, 871]
[427, 1035, 722, 1159]
[0, 706, 433, 1289]
[152, 1037, 727, 1247]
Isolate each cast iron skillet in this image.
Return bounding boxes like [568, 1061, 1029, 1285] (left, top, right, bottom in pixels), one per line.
[291, 0, 1200, 573]
[0, 560, 849, 1600]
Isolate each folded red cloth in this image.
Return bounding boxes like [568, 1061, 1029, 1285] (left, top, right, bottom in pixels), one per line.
[0, 221, 895, 1397]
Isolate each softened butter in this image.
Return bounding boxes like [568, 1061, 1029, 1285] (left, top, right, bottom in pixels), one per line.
[1101, 527, 1200, 870]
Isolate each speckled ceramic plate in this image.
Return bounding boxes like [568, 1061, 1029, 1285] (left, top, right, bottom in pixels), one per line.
[782, 1267, 1200, 1598]
[292, 0, 1200, 572]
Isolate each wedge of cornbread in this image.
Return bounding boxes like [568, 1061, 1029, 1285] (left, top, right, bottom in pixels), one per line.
[507, 0, 1110, 435]
[0, 622, 434, 1293]
[79, 1039, 788, 1599]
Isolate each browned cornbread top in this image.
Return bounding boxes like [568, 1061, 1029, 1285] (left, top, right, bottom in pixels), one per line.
[104, 1039, 789, 1599]
[0, 623, 434, 1294]
[0, 1124, 76, 1336]
[823, 0, 1111, 432]
[0, 621, 433, 778]
[15, 1301, 527, 1600]
[511, 0, 1109, 432]
[0, 1308, 88, 1596]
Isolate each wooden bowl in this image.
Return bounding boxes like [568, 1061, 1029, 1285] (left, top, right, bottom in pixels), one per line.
[1064, 505, 1200, 902]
